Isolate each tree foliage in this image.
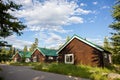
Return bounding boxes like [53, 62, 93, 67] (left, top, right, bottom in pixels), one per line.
[109, 0, 120, 64]
[66, 36, 71, 42]
[103, 37, 111, 51]
[29, 38, 39, 52]
[0, 0, 26, 38]
[23, 45, 28, 52]
[0, 46, 13, 62]
[9, 46, 14, 56]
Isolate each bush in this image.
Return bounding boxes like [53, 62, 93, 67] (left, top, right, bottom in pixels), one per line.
[112, 54, 120, 64]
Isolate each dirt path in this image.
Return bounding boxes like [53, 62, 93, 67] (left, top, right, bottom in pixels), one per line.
[0, 64, 90, 80]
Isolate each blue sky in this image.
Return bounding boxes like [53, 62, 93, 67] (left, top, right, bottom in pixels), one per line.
[4, 0, 115, 49]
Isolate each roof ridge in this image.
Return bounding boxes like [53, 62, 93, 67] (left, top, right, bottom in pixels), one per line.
[57, 34, 104, 54]
[38, 47, 57, 50]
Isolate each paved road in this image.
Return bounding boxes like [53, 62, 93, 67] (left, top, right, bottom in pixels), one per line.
[0, 64, 90, 80]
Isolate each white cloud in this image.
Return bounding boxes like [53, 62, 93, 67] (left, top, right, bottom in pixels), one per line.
[45, 33, 65, 44]
[80, 3, 87, 7]
[9, 0, 92, 33]
[93, 1, 98, 5]
[69, 17, 83, 24]
[3, 35, 32, 49]
[87, 38, 103, 46]
[74, 8, 92, 15]
[34, 32, 65, 49]
[101, 6, 110, 9]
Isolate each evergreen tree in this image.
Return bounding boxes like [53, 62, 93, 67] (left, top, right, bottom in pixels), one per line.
[103, 37, 111, 51]
[22, 45, 28, 62]
[29, 38, 38, 52]
[23, 45, 28, 52]
[34, 38, 38, 49]
[109, 0, 120, 64]
[66, 36, 70, 42]
[9, 46, 14, 56]
[0, 0, 26, 38]
[0, 0, 26, 50]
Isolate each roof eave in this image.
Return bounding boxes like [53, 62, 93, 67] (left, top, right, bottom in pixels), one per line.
[57, 35, 104, 54]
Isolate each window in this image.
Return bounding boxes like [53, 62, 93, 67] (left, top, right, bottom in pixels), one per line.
[104, 53, 108, 59]
[25, 58, 30, 62]
[33, 56, 37, 62]
[48, 57, 53, 60]
[65, 54, 74, 64]
[14, 58, 17, 62]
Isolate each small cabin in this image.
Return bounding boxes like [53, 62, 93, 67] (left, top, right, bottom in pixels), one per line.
[31, 48, 58, 63]
[57, 35, 112, 67]
[12, 51, 32, 62]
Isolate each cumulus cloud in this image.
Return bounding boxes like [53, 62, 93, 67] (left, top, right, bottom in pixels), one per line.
[9, 0, 92, 33]
[87, 38, 103, 46]
[93, 1, 98, 5]
[45, 33, 65, 48]
[34, 32, 66, 49]
[101, 6, 110, 9]
[80, 3, 87, 7]
[4, 0, 93, 49]
[2, 35, 32, 49]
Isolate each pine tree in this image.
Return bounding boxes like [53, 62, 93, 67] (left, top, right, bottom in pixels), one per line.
[34, 38, 38, 49]
[0, 0, 26, 49]
[66, 36, 70, 42]
[9, 46, 13, 56]
[109, 0, 120, 64]
[22, 45, 28, 62]
[29, 38, 39, 52]
[23, 45, 28, 53]
[0, 0, 26, 38]
[103, 37, 111, 51]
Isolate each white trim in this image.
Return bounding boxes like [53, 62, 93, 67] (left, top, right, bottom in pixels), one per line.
[65, 54, 74, 64]
[108, 54, 112, 63]
[31, 48, 45, 57]
[48, 56, 53, 60]
[57, 35, 103, 54]
[25, 58, 31, 62]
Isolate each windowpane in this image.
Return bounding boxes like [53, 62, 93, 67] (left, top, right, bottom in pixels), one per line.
[70, 56, 72, 62]
[65, 54, 74, 64]
[66, 56, 70, 62]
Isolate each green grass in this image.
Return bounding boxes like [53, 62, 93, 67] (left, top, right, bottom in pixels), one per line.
[10, 62, 40, 66]
[10, 62, 120, 80]
[33, 63, 112, 80]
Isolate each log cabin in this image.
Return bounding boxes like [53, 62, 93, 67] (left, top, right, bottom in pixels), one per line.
[31, 47, 58, 63]
[57, 35, 112, 67]
[12, 51, 32, 62]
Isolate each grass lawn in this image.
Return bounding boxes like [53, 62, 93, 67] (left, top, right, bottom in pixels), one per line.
[33, 63, 112, 80]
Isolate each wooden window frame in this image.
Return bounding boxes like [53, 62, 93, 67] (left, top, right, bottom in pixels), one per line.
[65, 54, 74, 64]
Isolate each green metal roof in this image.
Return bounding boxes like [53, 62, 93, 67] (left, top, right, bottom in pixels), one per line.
[18, 51, 32, 58]
[37, 48, 58, 56]
[57, 34, 110, 54]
